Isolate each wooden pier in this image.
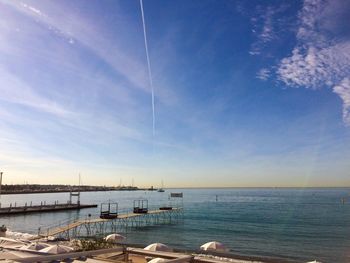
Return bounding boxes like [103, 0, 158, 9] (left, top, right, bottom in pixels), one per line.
[34, 193, 185, 239]
[37, 207, 183, 239]
[0, 191, 97, 216]
[0, 203, 97, 215]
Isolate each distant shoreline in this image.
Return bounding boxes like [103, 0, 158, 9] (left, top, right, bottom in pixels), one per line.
[167, 186, 350, 189]
[0, 185, 157, 195]
[0, 185, 349, 195]
[0, 189, 151, 195]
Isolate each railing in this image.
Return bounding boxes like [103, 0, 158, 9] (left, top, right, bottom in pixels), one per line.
[0, 200, 72, 209]
[12, 247, 194, 263]
[11, 246, 282, 263]
[37, 216, 80, 237]
[12, 247, 125, 263]
[5, 244, 297, 263]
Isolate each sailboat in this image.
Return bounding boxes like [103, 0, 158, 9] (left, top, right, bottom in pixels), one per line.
[157, 180, 165, 192]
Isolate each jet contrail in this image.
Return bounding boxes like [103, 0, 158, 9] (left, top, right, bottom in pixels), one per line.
[140, 0, 155, 137]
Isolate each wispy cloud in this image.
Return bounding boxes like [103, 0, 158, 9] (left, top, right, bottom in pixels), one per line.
[250, 4, 290, 56]
[256, 68, 271, 81]
[276, 0, 350, 125]
[0, 1, 151, 125]
[277, 43, 350, 88]
[1, 0, 149, 92]
[1, 0, 178, 118]
[0, 0, 161, 178]
[333, 78, 350, 125]
[256, 7, 274, 43]
[0, 66, 71, 117]
[21, 2, 45, 17]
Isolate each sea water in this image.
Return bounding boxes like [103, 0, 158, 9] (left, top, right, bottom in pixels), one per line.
[0, 188, 349, 262]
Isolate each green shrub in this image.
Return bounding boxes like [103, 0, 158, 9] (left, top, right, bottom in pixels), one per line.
[72, 238, 115, 251]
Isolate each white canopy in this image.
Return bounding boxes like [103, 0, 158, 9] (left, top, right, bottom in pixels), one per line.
[21, 233, 35, 240]
[148, 258, 168, 263]
[105, 233, 126, 243]
[21, 242, 50, 251]
[200, 241, 228, 252]
[144, 243, 173, 252]
[39, 244, 74, 254]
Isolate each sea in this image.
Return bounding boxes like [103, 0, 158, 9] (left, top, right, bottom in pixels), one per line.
[0, 188, 349, 263]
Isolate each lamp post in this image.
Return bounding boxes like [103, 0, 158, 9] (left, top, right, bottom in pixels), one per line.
[0, 172, 2, 196]
[0, 172, 3, 207]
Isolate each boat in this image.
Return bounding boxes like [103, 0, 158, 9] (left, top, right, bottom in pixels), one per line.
[157, 180, 165, 192]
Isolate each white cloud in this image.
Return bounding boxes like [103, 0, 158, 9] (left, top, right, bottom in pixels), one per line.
[1, 0, 178, 108]
[250, 4, 289, 56]
[278, 43, 350, 88]
[276, 0, 350, 125]
[296, 0, 326, 44]
[1, 0, 149, 92]
[259, 10, 274, 43]
[333, 78, 350, 126]
[0, 1, 158, 167]
[250, 8, 274, 55]
[256, 68, 270, 81]
[21, 2, 45, 17]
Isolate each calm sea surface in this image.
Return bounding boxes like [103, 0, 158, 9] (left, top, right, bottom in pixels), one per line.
[0, 188, 349, 262]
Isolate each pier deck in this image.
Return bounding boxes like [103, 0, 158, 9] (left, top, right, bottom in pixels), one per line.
[39, 208, 183, 239]
[0, 203, 97, 215]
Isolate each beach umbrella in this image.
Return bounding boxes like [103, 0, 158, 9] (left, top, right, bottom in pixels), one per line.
[21, 242, 50, 251]
[148, 258, 168, 263]
[105, 233, 126, 243]
[14, 233, 23, 239]
[20, 233, 35, 240]
[144, 243, 173, 252]
[47, 236, 57, 241]
[39, 244, 74, 254]
[5, 230, 14, 238]
[0, 237, 25, 248]
[200, 241, 228, 252]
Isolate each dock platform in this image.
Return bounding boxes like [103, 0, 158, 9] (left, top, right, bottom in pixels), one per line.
[37, 207, 183, 239]
[0, 203, 97, 215]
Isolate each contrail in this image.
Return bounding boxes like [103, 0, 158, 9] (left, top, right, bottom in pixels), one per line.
[140, 0, 155, 137]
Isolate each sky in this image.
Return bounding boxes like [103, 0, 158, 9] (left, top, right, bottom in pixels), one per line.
[0, 0, 349, 187]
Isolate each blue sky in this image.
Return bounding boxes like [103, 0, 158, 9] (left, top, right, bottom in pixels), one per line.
[0, 0, 349, 187]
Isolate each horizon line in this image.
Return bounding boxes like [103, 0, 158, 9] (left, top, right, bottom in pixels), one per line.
[1, 183, 350, 189]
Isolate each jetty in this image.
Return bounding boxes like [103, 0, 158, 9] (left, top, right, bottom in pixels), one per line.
[37, 194, 184, 239]
[0, 191, 97, 216]
[38, 207, 183, 239]
[0, 203, 97, 215]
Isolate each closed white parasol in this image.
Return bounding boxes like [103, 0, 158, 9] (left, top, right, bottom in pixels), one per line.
[105, 233, 126, 243]
[39, 244, 74, 254]
[148, 258, 168, 263]
[144, 243, 173, 252]
[200, 241, 228, 252]
[20, 242, 50, 251]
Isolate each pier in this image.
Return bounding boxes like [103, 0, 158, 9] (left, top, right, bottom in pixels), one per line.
[38, 207, 183, 239]
[35, 193, 184, 239]
[0, 191, 97, 216]
[0, 203, 97, 215]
